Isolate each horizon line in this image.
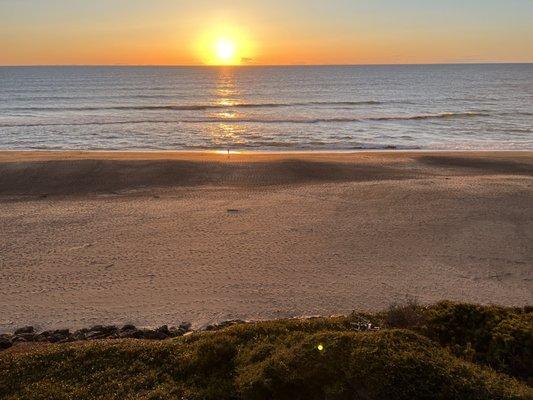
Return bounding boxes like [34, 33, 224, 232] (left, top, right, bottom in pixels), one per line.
[1, 61, 532, 68]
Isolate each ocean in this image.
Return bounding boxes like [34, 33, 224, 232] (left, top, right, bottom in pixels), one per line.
[0, 64, 532, 151]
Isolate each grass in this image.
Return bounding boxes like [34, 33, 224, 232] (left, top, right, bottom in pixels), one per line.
[0, 302, 531, 400]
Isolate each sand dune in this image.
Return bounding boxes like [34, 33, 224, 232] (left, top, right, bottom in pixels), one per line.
[0, 151, 531, 331]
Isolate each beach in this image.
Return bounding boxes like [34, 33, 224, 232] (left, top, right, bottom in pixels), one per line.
[0, 150, 532, 331]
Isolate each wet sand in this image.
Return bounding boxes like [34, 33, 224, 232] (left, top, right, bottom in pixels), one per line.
[0, 151, 532, 331]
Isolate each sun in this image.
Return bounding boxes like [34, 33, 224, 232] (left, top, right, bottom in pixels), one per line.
[195, 26, 254, 66]
[215, 38, 237, 64]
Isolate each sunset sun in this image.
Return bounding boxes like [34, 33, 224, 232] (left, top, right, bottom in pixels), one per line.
[195, 26, 253, 65]
[214, 38, 237, 64]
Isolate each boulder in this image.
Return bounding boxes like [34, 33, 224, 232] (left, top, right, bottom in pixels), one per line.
[85, 331, 109, 340]
[120, 324, 136, 332]
[118, 328, 144, 339]
[14, 326, 34, 335]
[86, 325, 118, 339]
[49, 329, 71, 343]
[73, 329, 89, 340]
[155, 325, 170, 335]
[15, 333, 37, 342]
[36, 331, 53, 342]
[168, 326, 186, 337]
[140, 329, 168, 340]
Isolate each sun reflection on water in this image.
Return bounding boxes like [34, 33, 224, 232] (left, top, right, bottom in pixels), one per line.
[209, 68, 247, 148]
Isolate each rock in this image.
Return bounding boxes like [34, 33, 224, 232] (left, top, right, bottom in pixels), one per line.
[179, 322, 192, 332]
[49, 329, 71, 343]
[20, 332, 37, 341]
[100, 325, 118, 335]
[121, 324, 136, 332]
[155, 325, 170, 335]
[89, 325, 104, 332]
[36, 331, 54, 342]
[0, 337, 12, 350]
[118, 328, 144, 339]
[14, 326, 34, 335]
[1, 322, 190, 345]
[168, 326, 185, 337]
[140, 329, 168, 340]
[73, 329, 89, 340]
[11, 335, 27, 343]
[86, 325, 118, 339]
[12, 333, 36, 342]
[47, 334, 61, 343]
[85, 331, 108, 340]
[25, 328, 72, 343]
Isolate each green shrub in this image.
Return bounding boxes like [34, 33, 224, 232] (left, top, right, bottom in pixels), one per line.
[234, 330, 529, 400]
[383, 297, 426, 329]
[421, 301, 533, 382]
[488, 313, 533, 383]
[1, 321, 531, 400]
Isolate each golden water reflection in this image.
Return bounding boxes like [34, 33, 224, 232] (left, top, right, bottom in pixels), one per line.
[209, 68, 246, 148]
[207, 122, 247, 146]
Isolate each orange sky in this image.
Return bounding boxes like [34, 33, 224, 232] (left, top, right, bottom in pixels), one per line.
[1, 0, 532, 65]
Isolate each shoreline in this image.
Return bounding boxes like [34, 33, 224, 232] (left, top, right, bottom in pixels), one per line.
[1, 149, 531, 156]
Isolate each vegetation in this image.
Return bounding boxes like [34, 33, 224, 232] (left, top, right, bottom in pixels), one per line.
[0, 302, 531, 400]
[421, 301, 533, 384]
[378, 300, 533, 383]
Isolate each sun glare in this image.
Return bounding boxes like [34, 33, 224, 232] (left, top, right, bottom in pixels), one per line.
[195, 26, 254, 66]
[215, 38, 237, 64]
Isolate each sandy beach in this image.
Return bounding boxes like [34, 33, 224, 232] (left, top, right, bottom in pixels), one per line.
[0, 151, 532, 331]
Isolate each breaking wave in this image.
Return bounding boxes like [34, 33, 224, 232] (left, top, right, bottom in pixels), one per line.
[2, 101, 386, 113]
[0, 111, 489, 128]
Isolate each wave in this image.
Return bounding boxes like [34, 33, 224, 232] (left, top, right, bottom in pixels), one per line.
[0, 112, 489, 128]
[184, 111, 489, 124]
[368, 111, 490, 121]
[0, 120, 172, 128]
[2, 100, 386, 113]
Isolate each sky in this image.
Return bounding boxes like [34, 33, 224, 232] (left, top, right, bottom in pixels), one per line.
[1, 0, 532, 65]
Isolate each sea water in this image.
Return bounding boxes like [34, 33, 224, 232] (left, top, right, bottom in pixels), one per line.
[0, 64, 532, 150]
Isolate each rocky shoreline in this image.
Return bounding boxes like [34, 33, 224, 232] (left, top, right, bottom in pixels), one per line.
[0, 320, 254, 350]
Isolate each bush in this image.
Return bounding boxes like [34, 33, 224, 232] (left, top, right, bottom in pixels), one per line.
[383, 297, 426, 329]
[1, 319, 531, 400]
[488, 313, 533, 383]
[421, 301, 533, 383]
[235, 330, 529, 400]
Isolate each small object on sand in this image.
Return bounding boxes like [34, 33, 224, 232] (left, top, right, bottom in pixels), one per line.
[227, 209, 240, 215]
